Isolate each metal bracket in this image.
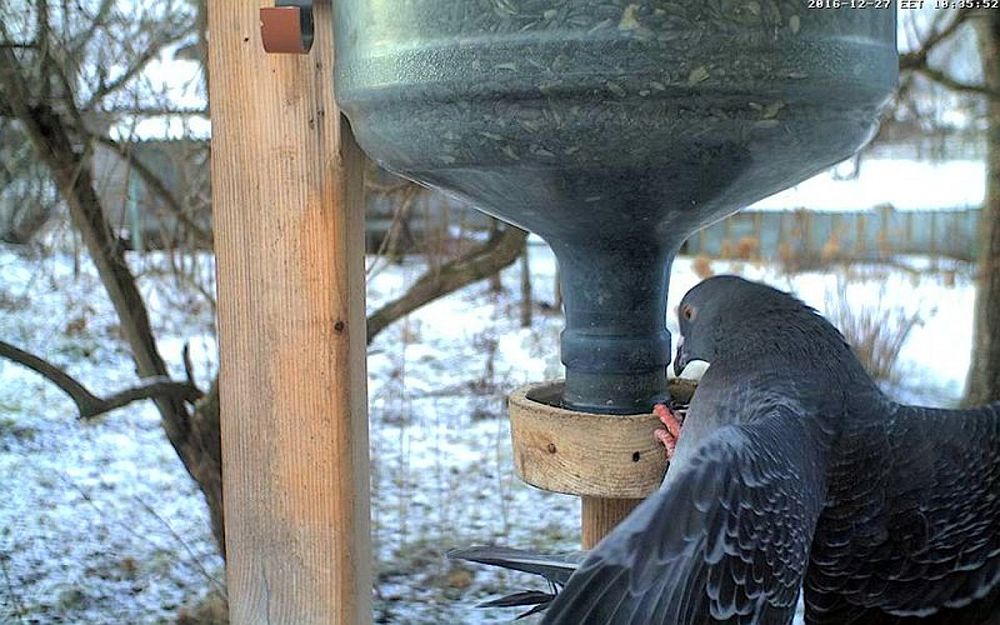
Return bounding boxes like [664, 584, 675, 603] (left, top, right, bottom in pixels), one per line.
[260, 0, 314, 54]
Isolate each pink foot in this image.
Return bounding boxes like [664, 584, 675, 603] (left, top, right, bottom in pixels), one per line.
[653, 403, 683, 462]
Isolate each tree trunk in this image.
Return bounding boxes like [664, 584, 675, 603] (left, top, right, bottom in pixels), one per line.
[554, 264, 563, 311]
[488, 219, 504, 294]
[966, 12, 1000, 405]
[0, 49, 228, 553]
[520, 239, 533, 328]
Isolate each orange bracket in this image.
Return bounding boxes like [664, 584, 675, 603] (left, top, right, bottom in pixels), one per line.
[260, 1, 314, 54]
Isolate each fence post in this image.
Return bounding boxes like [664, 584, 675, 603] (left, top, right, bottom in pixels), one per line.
[208, 2, 373, 623]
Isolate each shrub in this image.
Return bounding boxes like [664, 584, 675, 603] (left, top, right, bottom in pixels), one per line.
[825, 278, 925, 384]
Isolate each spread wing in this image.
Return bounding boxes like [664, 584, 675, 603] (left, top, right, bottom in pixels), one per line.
[805, 402, 1000, 625]
[542, 406, 828, 625]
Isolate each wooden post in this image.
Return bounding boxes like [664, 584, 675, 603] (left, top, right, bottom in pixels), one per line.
[581, 497, 643, 549]
[581, 383, 698, 548]
[208, 2, 372, 624]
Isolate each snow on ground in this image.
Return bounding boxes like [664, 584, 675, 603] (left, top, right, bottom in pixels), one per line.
[0, 249, 222, 625]
[0, 242, 976, 624]
[750, 158, 985, 212]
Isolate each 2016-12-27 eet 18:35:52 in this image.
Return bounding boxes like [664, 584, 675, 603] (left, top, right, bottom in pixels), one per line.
[808, 0, 1000, 9]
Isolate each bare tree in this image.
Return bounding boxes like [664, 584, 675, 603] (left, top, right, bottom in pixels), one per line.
[966, 12, 1000, 404]
[0, 1, 230, 555]
[0, 0, 528, 577]
[890, 8, 999, 404]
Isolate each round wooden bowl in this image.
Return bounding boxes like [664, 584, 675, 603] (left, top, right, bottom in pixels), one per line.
[508, 381, 672, 499]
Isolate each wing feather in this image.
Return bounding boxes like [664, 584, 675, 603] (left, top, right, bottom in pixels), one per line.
[542, 406, 828, 625]
[805, 402, 1000, 624]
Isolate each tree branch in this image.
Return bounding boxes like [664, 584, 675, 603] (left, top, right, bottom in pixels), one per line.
[913, 65, 1000, 99]
[897, 8, 1000, 100]
[0, 339, 202, 420]
[69, 0, 116, 58]
[0, 340, 98, 408]
[94, 105, 209, 116]
[366, 225, 529, 344]
[91, 133, 214, 247]
[83, 25, 191, 109]
[182, 342, 197, 388]
[91, 379, 203, 418]
[899, 8, 975, 71]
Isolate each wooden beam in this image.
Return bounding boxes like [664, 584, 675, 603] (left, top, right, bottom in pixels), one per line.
[208, 2, 372, 624]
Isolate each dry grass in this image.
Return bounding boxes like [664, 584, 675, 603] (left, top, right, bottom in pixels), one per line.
[820, 233, 842, 264]
[825, 278, 924, 384]
[692, 255, 714, 280]
[735, 236, 759, 260]
[176, 594, 229, 625]
[719, 236, 760, 262]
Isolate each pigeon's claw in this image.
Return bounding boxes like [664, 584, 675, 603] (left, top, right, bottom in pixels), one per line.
[654, 428, 678, 460]
[653, 403, 683, 461]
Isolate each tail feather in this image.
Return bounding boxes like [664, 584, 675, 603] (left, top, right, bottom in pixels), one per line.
[479, 590, 559, 609]
[448, 546, 585, 618]
[447, 546, 583, 585]
[480, 590, 559, 619]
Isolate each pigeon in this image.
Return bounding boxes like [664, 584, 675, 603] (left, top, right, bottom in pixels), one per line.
[451, 275, 1000, 624]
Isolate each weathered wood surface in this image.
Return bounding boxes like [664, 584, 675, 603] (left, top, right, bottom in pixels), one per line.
[581, 497, 644, 550]
[208, 1, 372, 623]
[509, 382, 669, 499]
[509, 379, 698, 547]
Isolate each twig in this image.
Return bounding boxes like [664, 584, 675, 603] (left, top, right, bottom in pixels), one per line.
[0, 552, 26, 624]
[129, 494, 227, 596]
[912, 65, 1000, 99]
[366, 184, 418, 279]
[364, 178, 414, 195]
[68, 0, 115, 58]
[57, 474, 226, 597]
[366, 225, 528, 344]
[182, 342, 197, 388]
[82, 25, 191, 108]
[897, 8, 1000, 100]
[899, 8, 974, 71]
[90, 134, 214, 248]
[0, 340, 203, 420]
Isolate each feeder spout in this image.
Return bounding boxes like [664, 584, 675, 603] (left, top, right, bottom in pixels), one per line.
[552, 239, 677, 415]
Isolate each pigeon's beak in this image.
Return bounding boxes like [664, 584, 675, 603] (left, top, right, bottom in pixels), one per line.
[673, 335, 688, 377]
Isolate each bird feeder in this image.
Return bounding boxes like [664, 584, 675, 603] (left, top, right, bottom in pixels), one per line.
[334, 2, 897, 544]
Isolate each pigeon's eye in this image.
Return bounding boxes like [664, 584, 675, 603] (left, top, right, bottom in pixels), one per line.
[681, 304, 696, 321]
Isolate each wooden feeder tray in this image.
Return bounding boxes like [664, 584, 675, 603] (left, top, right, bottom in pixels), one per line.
[508, 380, 696, 500]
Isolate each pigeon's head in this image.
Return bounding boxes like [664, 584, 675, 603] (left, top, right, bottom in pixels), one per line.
[673, 276, 803, 376]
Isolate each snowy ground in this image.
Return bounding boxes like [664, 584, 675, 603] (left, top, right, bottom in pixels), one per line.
[0, 242, 976, 624]
[751, 158, 984, 212]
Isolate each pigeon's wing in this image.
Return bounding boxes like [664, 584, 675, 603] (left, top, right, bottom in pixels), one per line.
[806, 402, 1000, 625]
[542, 405, 828, 625]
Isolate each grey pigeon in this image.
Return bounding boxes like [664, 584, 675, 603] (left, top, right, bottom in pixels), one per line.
[453, 276, 1000, 624]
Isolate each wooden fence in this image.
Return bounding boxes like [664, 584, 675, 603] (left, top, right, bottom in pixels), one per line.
[682, 205, 981, 263]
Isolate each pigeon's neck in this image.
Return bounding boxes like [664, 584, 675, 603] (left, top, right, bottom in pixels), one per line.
[720, 307, 881, 400]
